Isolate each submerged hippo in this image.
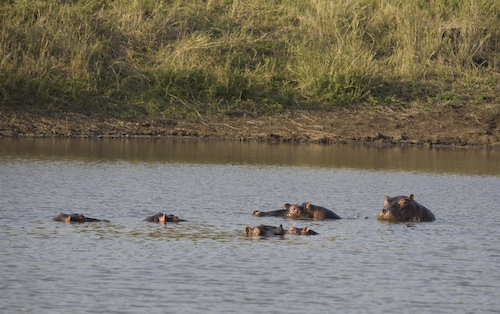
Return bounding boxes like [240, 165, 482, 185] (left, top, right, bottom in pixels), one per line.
[252, 208, 289, 217]
[144, 212, 184, 223]
[52, 212, 110, 223]
[288, 226, 318, 235]
[377, 194, 435, 222]
[287, 202, 341, 220]
[245, 225, 285, 237]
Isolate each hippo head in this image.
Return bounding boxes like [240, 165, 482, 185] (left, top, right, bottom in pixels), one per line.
[245, 226, 259, 236]
[288, 226, 318, 235]
[246, 226, 270, 236]
[157, 214, 167, 223]
[377, 194, 423, 221]
[245, 225, 284, 237]
[287, 202, 312, 219]
[287, 204, 301, 219]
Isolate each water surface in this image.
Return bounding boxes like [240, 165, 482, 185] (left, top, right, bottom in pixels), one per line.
[1, 138, 499, 313]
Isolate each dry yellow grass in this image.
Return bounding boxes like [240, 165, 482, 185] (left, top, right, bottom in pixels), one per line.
[0, 0, 499, 118]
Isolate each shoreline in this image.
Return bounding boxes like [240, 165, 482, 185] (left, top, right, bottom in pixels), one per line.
[1, 104, 499, 148]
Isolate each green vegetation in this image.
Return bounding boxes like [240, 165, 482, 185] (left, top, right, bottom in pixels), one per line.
[0, 0, 499, 118]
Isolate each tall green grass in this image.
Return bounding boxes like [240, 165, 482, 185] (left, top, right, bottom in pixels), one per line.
[0, 0, 499, 118]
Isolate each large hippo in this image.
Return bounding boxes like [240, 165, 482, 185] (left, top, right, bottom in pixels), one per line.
[287, 202, 341, 220]
[288, 226, 318, 235]
[52, 212, 110, 223]
[377, 194, 435, 222]
[245, 225, 285, 237]
[144, 212, 184, 223]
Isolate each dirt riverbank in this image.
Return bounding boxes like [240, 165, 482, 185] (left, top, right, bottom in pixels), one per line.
[1, 104, 499, 148]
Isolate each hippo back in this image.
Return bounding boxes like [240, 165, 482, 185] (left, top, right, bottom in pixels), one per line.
[252, 208, 289, 217]
[417, 202, 436, 221]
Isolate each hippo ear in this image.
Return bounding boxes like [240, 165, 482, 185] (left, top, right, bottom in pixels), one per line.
[384, 195, 389, 206]
[304, 226, 310, 232]
[305, 201, 311, 209]
[277, 225, 284, 234]
[245, 226, 252, 234]
[409, 194, 414, 201]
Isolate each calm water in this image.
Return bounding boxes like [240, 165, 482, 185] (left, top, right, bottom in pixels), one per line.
[1, 138, 500, 313]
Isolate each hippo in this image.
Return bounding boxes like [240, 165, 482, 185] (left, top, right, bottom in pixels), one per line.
[377, 194, 435, 222]
[144, 212, 184, 223]
[288, 226, 318, 235]
[52, 212, 110, 223]
[287, 201, 341, 220]
[245, 225, 285, 237]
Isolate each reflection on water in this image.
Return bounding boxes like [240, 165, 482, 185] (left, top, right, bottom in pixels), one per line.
[1, 138, 500, 314]
[1, 137, 500, 175]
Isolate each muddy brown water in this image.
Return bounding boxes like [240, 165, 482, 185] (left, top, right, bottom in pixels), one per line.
[1, 138, 499, 313]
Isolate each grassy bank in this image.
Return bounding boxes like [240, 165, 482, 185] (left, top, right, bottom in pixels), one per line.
[1, 0, 499, 119]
